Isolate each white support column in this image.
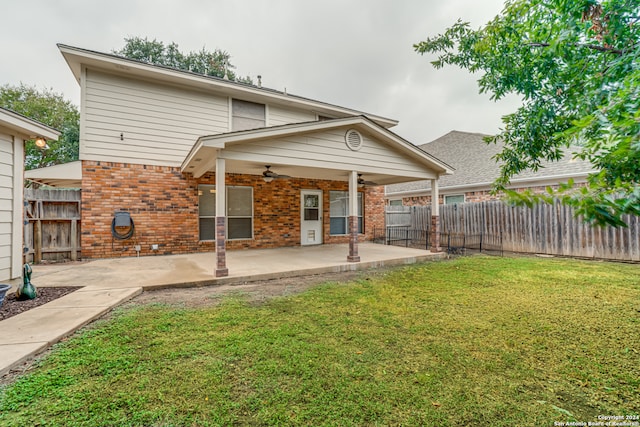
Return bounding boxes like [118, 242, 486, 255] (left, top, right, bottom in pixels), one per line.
[215, 157, 228, 277]
[430, 178, 441, 252]
[347, 170, 360, 262]
[431, 179, 439, 216]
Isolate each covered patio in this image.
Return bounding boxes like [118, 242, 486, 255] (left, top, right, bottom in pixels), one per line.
[182, 116, 453, 277]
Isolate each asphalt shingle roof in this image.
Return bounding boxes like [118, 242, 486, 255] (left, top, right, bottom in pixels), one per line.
[386, 130, 594, 195]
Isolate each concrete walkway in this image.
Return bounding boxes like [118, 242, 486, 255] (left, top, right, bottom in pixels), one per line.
[0, 243, 442, 377]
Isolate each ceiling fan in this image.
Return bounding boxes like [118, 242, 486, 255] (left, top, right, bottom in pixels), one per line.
[262, 165, 290, 182]
[358, 174, 378, 187]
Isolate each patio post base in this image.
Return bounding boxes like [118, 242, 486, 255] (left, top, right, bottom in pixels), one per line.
[430, 214, 442, 253]
[215, 268, 229, 277]
[347, 255, 361, 262]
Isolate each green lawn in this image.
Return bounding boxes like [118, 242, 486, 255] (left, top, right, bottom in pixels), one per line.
[1, 256, 639, 426]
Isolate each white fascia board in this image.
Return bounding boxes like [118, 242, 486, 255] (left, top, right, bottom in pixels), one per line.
[181, 143, 220, 177]
[58, 44, 398, 128]
[0, 108, 60, 140]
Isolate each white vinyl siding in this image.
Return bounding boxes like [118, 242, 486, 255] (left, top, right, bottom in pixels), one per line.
[82, 70, 230, 166]
[268, 105, 316, 126]
[221, 128, 437, 179]
[0, 132, 13, 281]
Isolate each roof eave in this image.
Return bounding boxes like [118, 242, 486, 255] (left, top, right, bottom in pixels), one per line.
[24, 161, 82, 188]
[0, 107, 60, 140]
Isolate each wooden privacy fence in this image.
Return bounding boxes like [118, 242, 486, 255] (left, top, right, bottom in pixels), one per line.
[24, 188, 81, 263]
[386, 200, 640, 262]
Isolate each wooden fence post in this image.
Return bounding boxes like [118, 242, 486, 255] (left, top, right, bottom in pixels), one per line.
[34, 219, 42, 263]
[70, 219, 78, 261]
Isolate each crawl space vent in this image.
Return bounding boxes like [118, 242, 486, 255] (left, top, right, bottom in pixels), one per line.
[345, 129, 363, 151]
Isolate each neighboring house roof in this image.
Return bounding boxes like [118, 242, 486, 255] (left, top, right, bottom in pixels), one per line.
[0, 107, 60, 141]
[57, 44, 398, 129]
[386, 130, 594, 197]
[183, 116, 454, 185]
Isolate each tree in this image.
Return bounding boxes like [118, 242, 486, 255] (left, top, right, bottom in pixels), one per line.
[415, 0, 639, 227]
[0, 83, 80, 171]
[113, 36, 253, 84]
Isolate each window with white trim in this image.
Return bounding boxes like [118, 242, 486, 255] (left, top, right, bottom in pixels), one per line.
[444, 194, 465, 205]
[198, 185, 216, 241]
[329, 191, 363, 235]
[389, 199, 403, 206]
[227, 186, 253, 239]
[232, 99, 265, 131]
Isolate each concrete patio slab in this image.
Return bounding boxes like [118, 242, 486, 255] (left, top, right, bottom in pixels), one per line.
[32, 243, 441, 290]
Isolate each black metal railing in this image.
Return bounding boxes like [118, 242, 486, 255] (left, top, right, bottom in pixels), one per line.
[373, 227, 503, 256]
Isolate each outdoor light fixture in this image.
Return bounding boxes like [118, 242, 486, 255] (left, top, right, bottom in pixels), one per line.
[262, 176, 274, 183]
[34, 137, 47, 149]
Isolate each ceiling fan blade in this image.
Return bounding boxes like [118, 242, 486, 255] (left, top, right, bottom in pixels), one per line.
[263, 165, 290, 179]
[358, 174, 378, 186]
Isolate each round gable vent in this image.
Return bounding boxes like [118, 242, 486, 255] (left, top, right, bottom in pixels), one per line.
[345, 129, 363, 151]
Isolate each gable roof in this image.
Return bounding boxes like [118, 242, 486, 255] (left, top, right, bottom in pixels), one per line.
[58, 44, 398, 129]
[182, 116, 454, 184]
[386, 130, 594, 196]
[0, 107, 60, 140]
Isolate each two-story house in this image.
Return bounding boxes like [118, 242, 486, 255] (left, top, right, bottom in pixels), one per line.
[27, 44, 452, 276]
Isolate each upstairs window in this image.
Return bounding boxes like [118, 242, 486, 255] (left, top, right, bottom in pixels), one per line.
[232, 99, 265, 131]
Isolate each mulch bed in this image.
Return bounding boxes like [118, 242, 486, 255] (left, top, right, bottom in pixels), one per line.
[0, 287, 78, 321]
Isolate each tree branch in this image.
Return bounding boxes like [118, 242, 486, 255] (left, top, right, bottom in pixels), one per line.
[528, 42, 628, 55]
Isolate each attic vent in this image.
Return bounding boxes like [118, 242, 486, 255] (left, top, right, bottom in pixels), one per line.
[345, 129, 363, 151]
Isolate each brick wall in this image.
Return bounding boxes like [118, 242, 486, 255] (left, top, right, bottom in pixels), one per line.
[81, 161, 385, 259]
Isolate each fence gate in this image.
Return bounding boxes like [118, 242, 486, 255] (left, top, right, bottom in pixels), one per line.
[24, 188, 81, 263]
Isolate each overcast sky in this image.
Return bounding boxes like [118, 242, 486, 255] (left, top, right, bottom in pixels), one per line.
[1, 0, 520, 143]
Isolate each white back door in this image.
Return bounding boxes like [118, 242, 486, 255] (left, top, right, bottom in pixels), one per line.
[301, 190, 322, 245]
